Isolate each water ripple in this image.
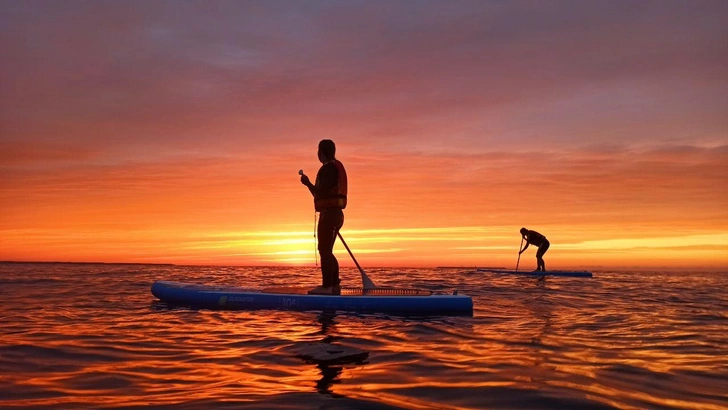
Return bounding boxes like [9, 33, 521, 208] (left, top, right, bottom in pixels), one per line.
[0, 264, 727, 409]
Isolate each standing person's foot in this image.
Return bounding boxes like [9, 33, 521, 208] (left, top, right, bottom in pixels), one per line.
[308, 286, 333, 295]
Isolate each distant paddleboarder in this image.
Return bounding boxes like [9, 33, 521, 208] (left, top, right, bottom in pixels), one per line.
[519, 228, 550, 272]
[300, 139, 348, 295]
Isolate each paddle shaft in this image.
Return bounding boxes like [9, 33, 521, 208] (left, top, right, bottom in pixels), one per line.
[516, 236, 524, 272]
[337, 231, 376, 289]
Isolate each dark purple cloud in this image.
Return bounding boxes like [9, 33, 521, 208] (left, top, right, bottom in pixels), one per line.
[1, 0, 726, 159]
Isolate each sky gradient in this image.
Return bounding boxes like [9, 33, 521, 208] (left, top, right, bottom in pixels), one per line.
[1, 0, 727, 269]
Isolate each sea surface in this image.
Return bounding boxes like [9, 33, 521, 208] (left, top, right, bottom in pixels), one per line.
[1, 263, 726, 410]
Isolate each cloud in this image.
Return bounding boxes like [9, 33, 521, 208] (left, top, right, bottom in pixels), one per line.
[1, 1, 726, 157]
[3, 142, 724, 230]
[0, 141, 101, 166]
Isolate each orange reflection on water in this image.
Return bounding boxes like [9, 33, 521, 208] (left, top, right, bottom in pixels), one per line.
[3, 263, 727, 409]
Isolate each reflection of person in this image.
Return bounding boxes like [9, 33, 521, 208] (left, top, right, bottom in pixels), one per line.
[519, 228, 550, 272]
[300, 140, 348, 295]
[310, 312, 367, 396]
[315, 362, 344, 396]
[315, 312, 342, 396]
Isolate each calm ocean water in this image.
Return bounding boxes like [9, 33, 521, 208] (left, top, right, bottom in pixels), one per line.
[1, 263, 726, 409]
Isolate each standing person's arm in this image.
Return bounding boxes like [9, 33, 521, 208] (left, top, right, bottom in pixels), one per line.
[519, 234, 529, 253]
[300, 164, 337, 197]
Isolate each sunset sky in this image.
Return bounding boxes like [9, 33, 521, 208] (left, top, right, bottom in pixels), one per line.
[1, 1, 726, 269]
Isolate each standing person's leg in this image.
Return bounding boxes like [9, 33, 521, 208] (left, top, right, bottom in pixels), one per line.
[317, 211, 338, 288]
[330, 211, 344, 288]
[536, 240, 550, 271]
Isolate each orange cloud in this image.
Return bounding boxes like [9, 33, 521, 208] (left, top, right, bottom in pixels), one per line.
[1, 145, 726, 268]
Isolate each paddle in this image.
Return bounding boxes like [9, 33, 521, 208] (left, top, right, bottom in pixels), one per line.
[336, 231, 376, 290]
[516, 236, 524, 273]
[299, 169, 377, 290]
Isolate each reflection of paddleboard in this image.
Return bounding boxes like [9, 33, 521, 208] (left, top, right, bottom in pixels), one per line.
[477, 269, 593, 278]
[151, 281, 473, 315]
[290, 342, 369, 364]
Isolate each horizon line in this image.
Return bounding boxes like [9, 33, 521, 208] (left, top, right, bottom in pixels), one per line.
[1, 260, 726, 272]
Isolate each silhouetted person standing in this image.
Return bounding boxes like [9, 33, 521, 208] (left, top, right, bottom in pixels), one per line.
[300, 140, 348, 294]
[519, 228, 550, 272]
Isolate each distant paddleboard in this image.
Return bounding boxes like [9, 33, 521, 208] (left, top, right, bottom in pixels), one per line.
[477, 269, 593, 278]
[151, 281, 473, 316]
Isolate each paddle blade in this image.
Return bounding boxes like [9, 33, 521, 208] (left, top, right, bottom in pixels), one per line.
[361, 273, 376, 290]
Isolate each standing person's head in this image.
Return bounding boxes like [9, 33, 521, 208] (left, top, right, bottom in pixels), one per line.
[520, 227, 528, 236]
[318, 139, 336, 163]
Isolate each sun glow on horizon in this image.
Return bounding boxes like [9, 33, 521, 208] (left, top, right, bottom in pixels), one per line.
[1, 224, 726, 269]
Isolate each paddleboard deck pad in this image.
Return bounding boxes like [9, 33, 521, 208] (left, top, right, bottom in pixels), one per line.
[151, 281, 473, 315]
[477, 269, 592, 278]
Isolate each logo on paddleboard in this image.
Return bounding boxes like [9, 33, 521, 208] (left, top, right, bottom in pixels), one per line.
[217, 295, 254, 306]
[228, 296, 254, 303]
